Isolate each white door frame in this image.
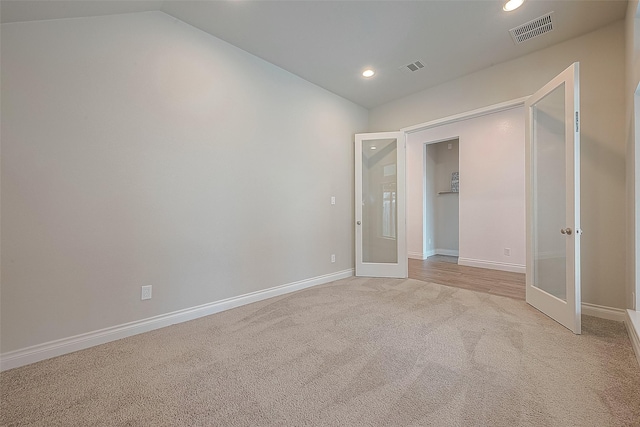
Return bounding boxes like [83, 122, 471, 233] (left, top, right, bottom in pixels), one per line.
[418, 136, 461, 260]
[401, 98, 529, 134]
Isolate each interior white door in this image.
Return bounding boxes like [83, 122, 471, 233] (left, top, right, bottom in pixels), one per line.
[355, 132, 407, 278]
[525, 62, 581, 334]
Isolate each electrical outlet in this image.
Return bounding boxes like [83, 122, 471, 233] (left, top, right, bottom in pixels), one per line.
[504, 248, 511, 256]
[141, 285, 152, 300]
[331, 254, 336, 263]
[331, 196, 336, 205]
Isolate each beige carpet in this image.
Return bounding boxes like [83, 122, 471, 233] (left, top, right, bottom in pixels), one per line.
[2, 277, 639, 426]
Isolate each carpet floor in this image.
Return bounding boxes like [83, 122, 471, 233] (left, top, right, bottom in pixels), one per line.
[2, 277, 639, 426]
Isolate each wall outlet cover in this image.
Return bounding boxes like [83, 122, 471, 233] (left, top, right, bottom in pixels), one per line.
[141, 285, 152, 300]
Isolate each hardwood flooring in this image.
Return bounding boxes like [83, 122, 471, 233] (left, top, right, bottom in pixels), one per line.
[409, 255, 526, 300]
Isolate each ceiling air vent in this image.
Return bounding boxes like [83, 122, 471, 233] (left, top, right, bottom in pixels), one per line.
[403, 60, 425, 72]
[509, 12, 554, 44]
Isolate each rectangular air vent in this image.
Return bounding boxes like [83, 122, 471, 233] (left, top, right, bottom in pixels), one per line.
[402, 60, 425, 72]
[509, 12, 554, 44]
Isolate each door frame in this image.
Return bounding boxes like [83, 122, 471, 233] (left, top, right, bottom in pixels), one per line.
[401, 98, 530, 134]
[419, 136, 461, 261]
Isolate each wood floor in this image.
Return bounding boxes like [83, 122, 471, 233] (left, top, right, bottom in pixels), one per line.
[409, 255, 526, 300]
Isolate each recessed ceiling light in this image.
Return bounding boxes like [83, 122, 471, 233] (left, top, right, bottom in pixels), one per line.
[362, 69, 375, 78]
[503, 0, 524, 11]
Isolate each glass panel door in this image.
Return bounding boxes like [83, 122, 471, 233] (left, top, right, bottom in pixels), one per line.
[355, 132, 407, 278]
[525, 63, 581, 334]
[533, 84, 567, 301]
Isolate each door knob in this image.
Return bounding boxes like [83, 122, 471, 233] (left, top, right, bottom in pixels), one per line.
[357, 221, 361, 225]
[560, 227, 572, 235]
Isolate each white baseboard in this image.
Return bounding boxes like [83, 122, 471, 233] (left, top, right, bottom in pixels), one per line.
[435, 249, 459, 257]
[407, 249, 458, 260]
[579, 306, 638, 367]
[581, 303, 626, 322]
[0, 269, 354, 372]
[408, 251, 425, 260]
[626, 309, 640, 368]
[458, 257, 525, 274]
[408, 250, 435, 260]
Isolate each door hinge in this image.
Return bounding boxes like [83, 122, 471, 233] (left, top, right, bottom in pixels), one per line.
[575, 112, 579, 132]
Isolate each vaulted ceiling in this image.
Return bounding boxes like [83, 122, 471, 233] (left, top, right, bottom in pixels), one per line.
[1, 0, 627, 108]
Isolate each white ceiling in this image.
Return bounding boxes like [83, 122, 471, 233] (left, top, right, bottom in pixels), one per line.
[1, 0, 628, 108]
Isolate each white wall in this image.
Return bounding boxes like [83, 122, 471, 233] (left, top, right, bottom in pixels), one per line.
[408, 108, 525, 272]
[0, 12, 368, 354]
[372, 21, 626, 309]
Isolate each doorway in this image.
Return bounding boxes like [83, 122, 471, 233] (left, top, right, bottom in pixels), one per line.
[404, 104, 527, 298]
[408, 130, 527, 298]
[425, 138, 460, 260]
[356, 64, 581, 334]
[405, 105, 527, 273]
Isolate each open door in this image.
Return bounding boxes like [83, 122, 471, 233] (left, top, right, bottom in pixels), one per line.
[525, 63, 581, 334]
[355, 132, 407, 278]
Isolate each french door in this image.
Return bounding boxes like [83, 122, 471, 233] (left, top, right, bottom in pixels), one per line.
[525, 62, 581, 334]
[354, 132, 407, 278]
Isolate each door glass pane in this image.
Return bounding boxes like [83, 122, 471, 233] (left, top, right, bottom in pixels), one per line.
[532, 83, 566, 301]
[362, 138, 398, 263]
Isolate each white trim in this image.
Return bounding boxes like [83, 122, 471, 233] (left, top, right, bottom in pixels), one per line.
[458, 257, 526, 274]
[626, 309, 640, 367]
[407, 252, 429, 261]
[580, 303, 625, 322]
[408, 250, 435, 260]
[0, 269, 354, 372]
[401, 97, 529, 134]
[435, 249, 459, 257]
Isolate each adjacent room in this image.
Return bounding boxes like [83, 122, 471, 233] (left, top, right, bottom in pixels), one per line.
[2, 0, 640, 425]
[405, 105, 527, 298]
